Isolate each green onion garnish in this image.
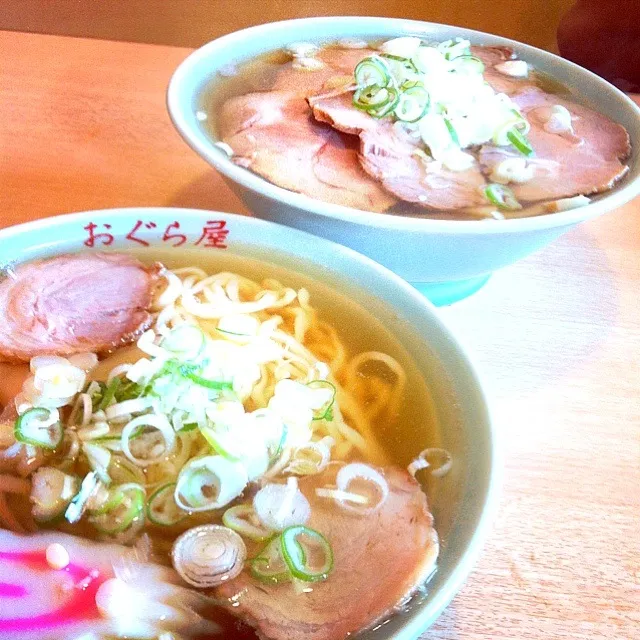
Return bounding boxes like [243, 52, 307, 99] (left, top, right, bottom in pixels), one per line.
[306, 380, 337, 421]
[223, 504, 272, 541]
[394, 85, 430, 123]
[354, 57, 391, 89]
[484, 184, 522, 211]
[98, 377, 121, 411]
[147, 482, 186, 526]
[280, 525, 334, 582]
[184, 370, 233, 390]
[14, 407, 63, 450]
[249, 536, 292, 584]
[444, 117, 460, 146]
[507, 128, 534, 156]
[89, 483, 145, 534]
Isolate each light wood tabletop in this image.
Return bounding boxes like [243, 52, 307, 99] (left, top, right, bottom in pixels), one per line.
[1, 30, 639, 640]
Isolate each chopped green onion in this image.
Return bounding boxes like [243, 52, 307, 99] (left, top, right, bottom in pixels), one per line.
[280, 525, 333, 582]
[306, 380, 337, 421]
[379, 52, 418, 73]
[147, 482, 186, 526]
[89, 483, 145, 534]
[87, 484, 126, 516]
[506, 128, 534, 156]
[353, 84, 393, 111]
[270, 424, 288, 462]
[223, 504, 272, 541]
[200, 426, 241, 461]
[115, 380, 147, 402]
[249, 536, 292, 584]
[183, 370, 233, 391]
[161, 325, 205, 360]
[368, 87, 399, 118]
[450, 55, 485, 74]
[14, 407, 63, 450]
[98, 377, 121, 411]
[89, 381, 107, 411]
[108, 456, 146, 485]
[394, 85, 430, 123]
[175, 455, 248, 512]
[484, 183, 522, 210]
[82, 442, 112, 485]
[31, 467, 79, 522]
[354, 57, 391, 88]
[444, 117, 460, 146]
[65, 471, 101, 524]
[179, 422, 199, 432]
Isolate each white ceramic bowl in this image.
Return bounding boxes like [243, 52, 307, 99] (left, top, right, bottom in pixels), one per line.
[0, 208, 498, 638]
[167, 17, 640, 304]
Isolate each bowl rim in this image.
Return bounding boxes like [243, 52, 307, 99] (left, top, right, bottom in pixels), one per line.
[0, 206, 501, 638]
[167, 16, 640, 235]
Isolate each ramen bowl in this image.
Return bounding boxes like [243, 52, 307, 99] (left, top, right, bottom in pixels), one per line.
[167, 17, 640, 305]
[0, 207, 497, 639]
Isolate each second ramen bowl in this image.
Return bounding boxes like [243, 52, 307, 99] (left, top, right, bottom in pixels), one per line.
[167, 17, 640, 304]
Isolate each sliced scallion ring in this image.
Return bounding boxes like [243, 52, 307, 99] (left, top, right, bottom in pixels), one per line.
[121, 414, 176, 467]
[394, 85, 430, 123]
[354, 57, 390, 88]
[87, 485, 126, 516]
[89, 483, 145, 534]
[14, 407, 63, 450]
[31, 467, 79, 522]
[175, 455, 248, 512]
[368, 87, 400, 118]
[223, 504, 273, 541]
[147, 482, 186, 526]
[280, 525, 334, 583]
[484, 183, 522, 210]
[379, 52, 419, 73]
[249, 536, 291, 584]
[507, 128, 535, 156]
[161, 325, 206, 360]
[353, 84, 393, 112]
[450, 54, 485, 74]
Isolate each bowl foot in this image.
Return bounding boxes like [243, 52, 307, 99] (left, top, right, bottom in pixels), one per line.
[411, 274, 491, 306]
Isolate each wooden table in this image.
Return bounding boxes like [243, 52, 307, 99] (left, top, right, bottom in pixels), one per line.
[1, 30, 639, 640]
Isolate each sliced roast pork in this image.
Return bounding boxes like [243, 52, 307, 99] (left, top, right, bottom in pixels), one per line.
[479, 86, 631, 202]
[309, 91, 488, 209]
[214, 466, 439, 640]
[470, 45, 533, 95]
[0, 253, 157, 363]
[219, 90, 397, 212]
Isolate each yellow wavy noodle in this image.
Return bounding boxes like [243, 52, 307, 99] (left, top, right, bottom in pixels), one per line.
[148, 271, 407, 467]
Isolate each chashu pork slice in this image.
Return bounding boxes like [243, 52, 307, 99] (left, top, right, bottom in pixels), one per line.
[0, 253, 157, 363]
[479, 86, 631, 202]
[219, 90, 397, 212]
[309, 91, 488, 210]
[470, 45, 533, 95]
[214, 466, 439, 640]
